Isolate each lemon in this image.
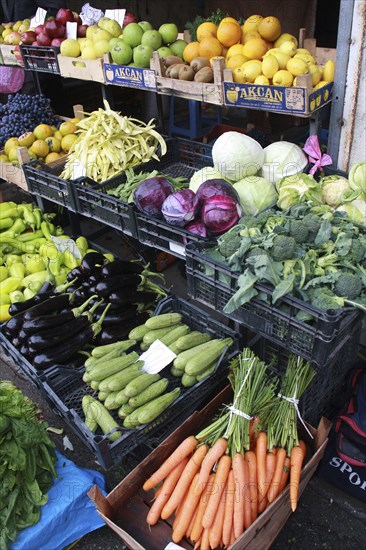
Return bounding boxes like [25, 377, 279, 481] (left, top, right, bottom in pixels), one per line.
[242, 59, 262, 82]
[308, 64, 321, 86]
[279, 40, 297, 57]
[4, 137, 19, 156]
[323, 60, 335, 82]
[262, 54, 279, 78]
[272, 70, 294, 87]
[226, 44, 244, 59]
[294, 52, 315, 65]
[81, 46, 97, 60]
[254, 75, 270, 85]
[8, 147, 19, 162]
[242, 15, 263, 34]
[286, 57, 309, 76]
[314, 80, 330, 90]
[264, 47, 279, 56]
[226, 54, 249, 70]
[274, 33, 298, 48]
[273, 51, 291, 70]
[232, 66, 245, 83]
[0, 154, 8, 162]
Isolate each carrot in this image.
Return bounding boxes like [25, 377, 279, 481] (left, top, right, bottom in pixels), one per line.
[202, 454, 231, 529]
[190, 473, 215, 543]
[230, 528, 236, 545]
[258, 450, 276, 514]
[222, 469, 235, 547]
[299, 439, 307, 458]
[243, 455, 252, 530]
[143, 435, 198, 491]
[255, 431, 267, 504]
[232, 453, 246, 539]
[278, 456, 291, 494]
[290, 445, 304, 512]
[146, 457, 189, 525]
[245, 450, 258, 525]
[267, 447, 287, 503]
[172, 473, 202, 543]
[249, 415, 260, 442]
[258, 494, 268, 514]
[208, 479, 227, 549]
[200, 526, 210, 550]
[161, 443, 208, 520]
[197, 437, 228, 488]
[193, 537, 202, 550]
[187, 503, 199, 540]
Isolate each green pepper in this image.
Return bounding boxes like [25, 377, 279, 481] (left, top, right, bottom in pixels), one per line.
[0, 218, 27, 239]
[17, 229, 44, 242]
[54, 272, 67, 286]
[0, 202, 18, 219]
[48, 256, 64, 277]
[23, 287, 36, 300]
[9, 290, 25, 304]
[63, 249, 81, 270]
[55, 226, 65, 236]
[21, 271, 52, 288]
[0, 303, 11, 322]
[75, 236, 89, 256]
[32, 208, 42, 230]
[0, 277, 22, 294]
[0, 291, 10, 307]
[103, 253, 115, 263]
[28, 280, 44, 294]
[24, 254, 47, 275]
[8, 262, 25, 279]
[17, 204, 36, 229]
[0, 238, 36, 254]
[40, 220, 53, 241]
[0, 217, 14, 231]
[39, 242, 60, 260]
[5, 254, 22, 266]
[0, 265, 9, 282]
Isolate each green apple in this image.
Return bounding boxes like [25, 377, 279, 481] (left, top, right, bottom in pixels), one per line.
[157, 46, 173, 58]
[109, 37, 120, 50]
[158, 23, 178, 45]
[92, 28, 112, 43]
[138, 21, 153, 33]
[122, 22, 143, 47]
[98, 17, 122, 37]
[141, 29, 162, 50]
[133, 44, 154, 68]
[169, 39, 187, 59]
[110, 39, 133, 65]
[94, 39, 110, 57]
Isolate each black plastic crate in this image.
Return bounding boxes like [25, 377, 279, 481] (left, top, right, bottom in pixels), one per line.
[39, 295, 241, 469]
[23, 160, 80, 211]
[20, 45, 60, 74]
[251, 320, 361, 425]
[185, 241, 363, 367]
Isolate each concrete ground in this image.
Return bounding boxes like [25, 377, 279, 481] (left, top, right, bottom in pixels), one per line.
[1, 180, 366, 549]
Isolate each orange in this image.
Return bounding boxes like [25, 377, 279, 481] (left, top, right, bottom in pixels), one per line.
[242, 37, 268, 60]
[182, 41, 200, 63]
[257, 16, 282, 42]
[242, 14, 263, 34]
[226, 44, 244, 59]
[196, 21, 217, 42]
[226, 53, 249, 70]
[198, 36, 223, 58]
[217, 21, 242, 48]
[220, 17, 239, 25]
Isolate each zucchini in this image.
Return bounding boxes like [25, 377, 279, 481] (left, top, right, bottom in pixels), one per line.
[137, 387, 181, 425]
[82, 395, 98, 432]
[114, 389, 130, 406]
[90, 338, 136, 359]
[128, 378, 169, 408]
[82, 371, 92, 383]
[196, 361, 218, 382]
[122, 409, 143, 429]
[85, 349, 126, 371]
[170, 366, 184, 377]
[88, 351, 140, 381]
[118, 402, 136, 418]
[184, 338, 233, 377]
[159, 324, 190, 347]
[98, 390, 110, 402]
[98, 363, 141, 392]
[124, 373, 161, 398]
[145, 313, 182, 330]
[140, 342, 149, 352]
[168, 342, 180, 355]
[173, 340, 218, 371]
[82, 395, 122, 441]
[181, 373, 197, 387]
[89, 380, 100, 391]
[106, 366, 145, 392]
[142, 325, 174, 346]
[104, 391, 122, 411]
[175, 331, 211, 351]
[128, 323, 150, 342]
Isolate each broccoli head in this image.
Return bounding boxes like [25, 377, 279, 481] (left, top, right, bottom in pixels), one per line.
[270, 235, 297, 262]
[218, 233, 242, 258]
[302, 215, 322, 241]
[289, 220, 309, 243]
[245, 247, 269, 260]
[334, 272, 363, 299]
[349, 239, 366, 263]
[311, 291, 344, 311]
[238, 215, 261, 229]
[256, 208, 278, 227]
[264, 215, 287, 234]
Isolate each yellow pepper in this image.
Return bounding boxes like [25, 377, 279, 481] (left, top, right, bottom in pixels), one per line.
[0, 303, 11, 322]
[0, 277, 22, 294]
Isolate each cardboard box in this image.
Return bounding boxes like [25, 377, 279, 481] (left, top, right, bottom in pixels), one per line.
[0, 44, 24, 67]
[151, 52, 225, 105]
[103, 53, 157, 90]
[89, 386, 331, 550]
[57, 54, 105, 83]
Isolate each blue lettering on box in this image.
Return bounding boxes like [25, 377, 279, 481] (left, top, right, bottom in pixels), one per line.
[104, 63, 156, 90]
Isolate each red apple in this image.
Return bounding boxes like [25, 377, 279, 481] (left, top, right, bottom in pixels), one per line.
[21, 30, 37, 45]
[45, 19, 65, 38]
[51, 37, 66, 47]
[73, 12, 82, 25]
[55, 8, 74, 25]
[123, 12, 138, 26]
[35, 24, 44, 35]
[77, 24, 88, 38]
[32, 41, 38, 46]
[37, 32, 52, 46]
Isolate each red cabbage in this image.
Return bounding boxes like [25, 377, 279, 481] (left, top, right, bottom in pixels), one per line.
[202, 194, 242, 235]
[133, 177, 174, 218]
[161, 189, 197, 227]
[185, 220, 208, 238]
[194, 178, 240, 211]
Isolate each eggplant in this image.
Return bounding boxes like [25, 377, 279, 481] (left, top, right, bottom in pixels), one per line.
[67, 266, 88, 283]
[20, 343, 30, 358]
[11, 337, 21, 349]
[81, 252, 105, 272]
[96, 312, 150, 345]
[18, 329, 28, 343]
[23, 293, 71, 321]
[28, 315, 91, 351]
[101, 259, 144, 278]
[93, 304, 138, 326]
[38, 281, 55, 295]
[54, 352, 86, 369]
[108, 289, 158, 306]
[95, 274, 141, 297]
[87, 266, 104, 286]
[8, 290, 55, 317]
[72, 288, 88, 304]
[2, 315, 24, 339]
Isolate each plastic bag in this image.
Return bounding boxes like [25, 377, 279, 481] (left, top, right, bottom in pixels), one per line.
[0, 66, 25, 94]
[11, 451, 107, 550]
[80, 3, 104, 25]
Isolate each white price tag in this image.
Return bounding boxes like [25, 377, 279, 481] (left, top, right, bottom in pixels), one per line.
[104, 9, 126, 27]
[140, 340, 176, 374]
[169, 241, 186, 257]
[72, 160, 86, 180]
[66, 21, 78, 40]
[30, 7, 47, 28]
[164, 544, 186, 550]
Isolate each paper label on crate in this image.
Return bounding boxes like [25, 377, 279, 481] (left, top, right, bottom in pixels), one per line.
[164, 544, 186, 550]
[51, 237, 82, 259]
[30, 7, 47, 27]
[169, 241, 186, 257]
[72, 160, 86, 180]
[66, 22, 78, 40]
[105, 9, 126, 27]
[140, 340, 177, 374]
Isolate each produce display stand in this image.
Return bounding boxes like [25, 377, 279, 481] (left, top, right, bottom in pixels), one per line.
[40, 295, 242, 469]
[0, 44, 24, 67]
[88, 384, 332, 550]
[20, 45, 61, 74]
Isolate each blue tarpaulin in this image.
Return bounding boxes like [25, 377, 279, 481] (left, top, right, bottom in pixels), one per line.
[11, 451, 106, 550]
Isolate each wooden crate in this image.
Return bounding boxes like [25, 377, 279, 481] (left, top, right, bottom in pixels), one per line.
[89, 386, 331, 550]
[151, 52, 225, 105]
[57, 54, 105, 83]
[299, 28, 337, 65]
[0, 44, 24, 67]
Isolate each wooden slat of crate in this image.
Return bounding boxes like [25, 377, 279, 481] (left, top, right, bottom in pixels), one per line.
[151, 52, 225, 105]
[303, 38, 336, 65]
[57, 54, 105, 83]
